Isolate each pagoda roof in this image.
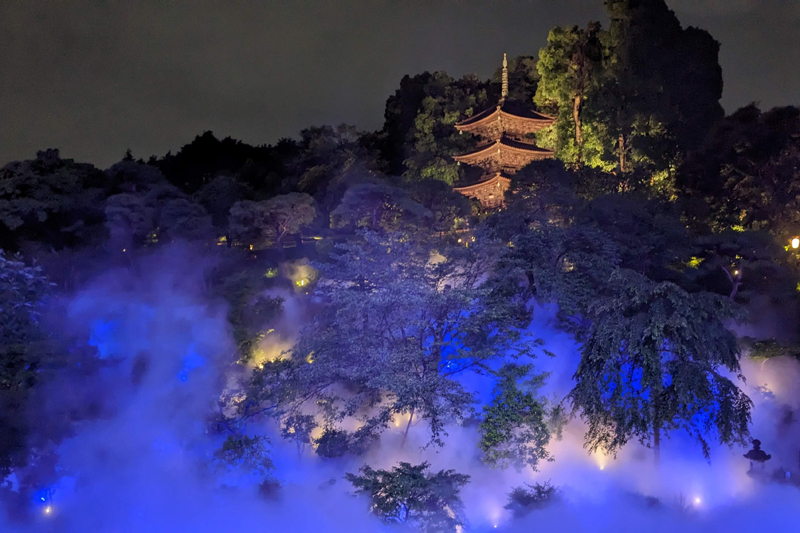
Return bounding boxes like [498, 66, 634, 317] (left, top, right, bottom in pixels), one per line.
[453, 172, 511, 194]
[452, 137, 555, 164]
[456, 101, 556, 133]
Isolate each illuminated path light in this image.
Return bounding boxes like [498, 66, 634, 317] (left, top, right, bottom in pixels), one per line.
[792, 237, 800, 249]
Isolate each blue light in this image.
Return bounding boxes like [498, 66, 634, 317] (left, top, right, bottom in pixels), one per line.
[89, 319, 121, 359]
[177, 345, 206, 383]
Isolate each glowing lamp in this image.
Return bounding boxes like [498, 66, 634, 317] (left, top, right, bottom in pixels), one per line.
[693, 497, 701, 505]
[44, 506, 52, 515]
[792, 237, 800, 249]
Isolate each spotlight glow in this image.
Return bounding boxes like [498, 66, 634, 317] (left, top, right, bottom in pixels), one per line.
[792, 237, 799, 249]
[44, 506, 52, 515]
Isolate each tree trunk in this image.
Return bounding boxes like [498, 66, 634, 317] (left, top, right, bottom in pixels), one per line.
[573, 94, 583, 163]
[401, 408, 415, 448]
[618, 132, 626, 173]
[653, 424, 661, 464]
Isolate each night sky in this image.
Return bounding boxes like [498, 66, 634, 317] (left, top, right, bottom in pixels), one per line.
[2, 0, 798, 167]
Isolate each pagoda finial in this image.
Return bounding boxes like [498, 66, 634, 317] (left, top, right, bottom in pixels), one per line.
[501, 53, 509, 102]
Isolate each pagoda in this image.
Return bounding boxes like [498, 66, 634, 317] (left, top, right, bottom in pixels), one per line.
[453, 54, 556, 208]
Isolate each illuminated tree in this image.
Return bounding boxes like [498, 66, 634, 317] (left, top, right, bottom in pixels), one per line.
[479, 363, 556, 471]
[380, 70, 499, 181]
[346, 461, 470, 531]
[535, 23, 607, 166]
[239, 232, 548, 459]
[601, 0, 724, 171]
[570, 269, 752, 461]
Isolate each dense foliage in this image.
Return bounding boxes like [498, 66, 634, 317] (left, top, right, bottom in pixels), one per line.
[346, 462, 470, 531]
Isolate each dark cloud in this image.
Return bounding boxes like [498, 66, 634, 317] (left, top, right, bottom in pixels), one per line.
[1, 1, 798, 167]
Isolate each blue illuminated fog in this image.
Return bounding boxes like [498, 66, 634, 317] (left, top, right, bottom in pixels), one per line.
[2, 244, 799, 533]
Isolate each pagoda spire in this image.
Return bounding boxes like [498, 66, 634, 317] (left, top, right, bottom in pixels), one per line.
[501, 53, 508, 102]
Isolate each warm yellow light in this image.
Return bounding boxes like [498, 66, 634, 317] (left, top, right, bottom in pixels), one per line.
[249, 244, 254, 251]
[458, 238, 462, 243]
[792, 237, 799, 249]
[734, 270, 739, 276]
[44, 506, 52, 515]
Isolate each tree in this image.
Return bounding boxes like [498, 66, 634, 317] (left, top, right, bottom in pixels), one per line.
[677, 105, 800, 236]
[286, 124, 381, 205]
[103, 193, 155, 250]
[685, 230, 791, 301]
[535, 23, 607, 166]
[346, 462, 470, 532]
[380, 71, 494, 182]
[106, 160, 168, 194]
[229, 193, 316, 249]
[504, 481, 561, 518]
[479, 364, 555, 471]
[405, 179, 471, 235]
[330, 182, 432, 232]
[158, 198, 213, 242]
[0, 251, 52, 481]
[212, 435, 274, 487]
[194, 175, 250, 231]
[0, 149, 108, 250]
[601, 0, 724, 172]
[153, 131, 292, 194]
[569, 269, 752, 461]
[236, 232, 542, 456]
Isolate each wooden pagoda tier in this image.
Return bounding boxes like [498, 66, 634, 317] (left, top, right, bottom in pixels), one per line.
[453, 136, 555, 175]
[455, 101, 556, 141]
[453, 172, 510, 209]
[451, 53, 557, 209]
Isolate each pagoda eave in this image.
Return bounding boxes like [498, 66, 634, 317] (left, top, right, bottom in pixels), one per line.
[453, 140, 555, 165]
[456, 108, 556, 136]
[453, 173, 511, 208]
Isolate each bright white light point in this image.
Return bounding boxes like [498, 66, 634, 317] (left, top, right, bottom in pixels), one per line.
[792, 237, 800, 249]
[694, 497, 701, 505]
[599, 464, 605, 470]
[44, 506, 52, 514]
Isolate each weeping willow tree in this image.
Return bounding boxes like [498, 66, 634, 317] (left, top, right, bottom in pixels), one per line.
[570, 269, 752, 462]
